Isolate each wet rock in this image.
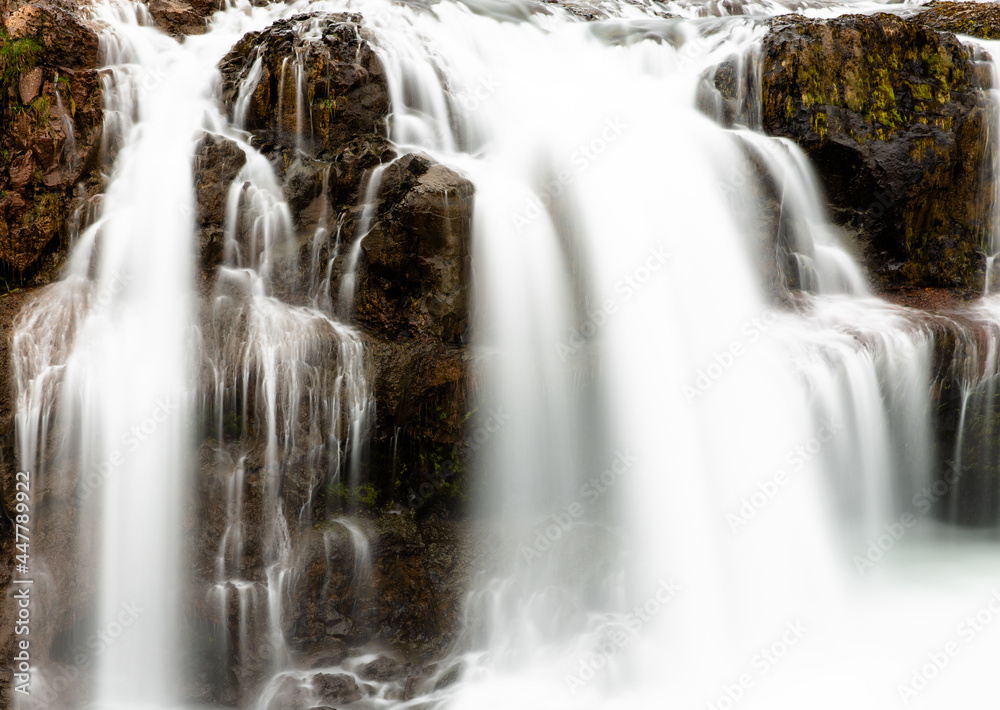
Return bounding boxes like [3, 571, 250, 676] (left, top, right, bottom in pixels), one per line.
[0, 1, 104, 282]
[3, 0, 99, 68]
[146, 0, 218, 37]
[314, 672, 362, 705]
[18, 64, 40, 102]
[194, 133, 247, 275]
[219, 12, 389, 158]
[356, 153, 475, 344]
[752, 12, 994, 292]
[358, 655, 408, 681]
[917, 1, 1000, 40]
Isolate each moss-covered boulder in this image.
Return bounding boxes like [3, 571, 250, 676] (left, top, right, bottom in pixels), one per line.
[917, 1, 1000, 41]
[757, 12, 994, 292]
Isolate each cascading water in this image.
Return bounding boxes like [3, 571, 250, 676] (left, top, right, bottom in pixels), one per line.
[13, 0, 1000, 709]
[347, 3, 1000, 709]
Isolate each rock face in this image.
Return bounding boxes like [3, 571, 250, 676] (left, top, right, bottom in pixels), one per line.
[182, 12, 481, 707]
[194, 134, 247, 275]
[917, 1, 1000, 40]
[146, 0, 218, 37]
[219, 12, 389, 157]
[357, 153, 474, 344]
[0, 0, 104, 283]
[745, 13, 994, 292]
[213, 12, 475, 515]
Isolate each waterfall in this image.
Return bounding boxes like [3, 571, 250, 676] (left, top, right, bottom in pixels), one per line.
[351, 2, 1000, 709]
[12, 0, 1000, 709]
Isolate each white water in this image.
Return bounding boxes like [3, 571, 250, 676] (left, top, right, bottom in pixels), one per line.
[347, 2, 1000, 710]
[12, 0, 1000, 709]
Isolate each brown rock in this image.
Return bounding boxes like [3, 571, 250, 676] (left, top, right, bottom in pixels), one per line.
[219, 12, 389, 158]
[18, 65, 42, 103]
[8, 152, 34, 189]
[194, 133, 247, 275]
[754, 12, 993, 291]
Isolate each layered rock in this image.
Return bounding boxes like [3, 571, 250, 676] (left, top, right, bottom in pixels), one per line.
[213, 12, 475, 515]
[181, 12, 482, 706]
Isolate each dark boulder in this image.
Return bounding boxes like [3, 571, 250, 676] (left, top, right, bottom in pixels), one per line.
[314, 673, 363, 705]
[746, 12, 994, 292]
[356, 153, 474, 344]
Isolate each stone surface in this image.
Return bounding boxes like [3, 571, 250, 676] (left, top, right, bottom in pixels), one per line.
[716, 12, 995, 292]
[219, 12, 389, 158]
[0, 0, 104, 283]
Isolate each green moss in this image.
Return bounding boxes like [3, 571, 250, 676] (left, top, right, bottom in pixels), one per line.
[0, 30, 42, 93]
[18, 192, 53, 226]
[919, 2, 1000, 41]
[327, 482, 379, 508]
[31, 95, 49, 124]
[222, 411, 243, 439]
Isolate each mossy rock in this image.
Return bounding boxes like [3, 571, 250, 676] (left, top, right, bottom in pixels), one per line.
[756, 12, 993, 292]
[918, 1, 1000, 41]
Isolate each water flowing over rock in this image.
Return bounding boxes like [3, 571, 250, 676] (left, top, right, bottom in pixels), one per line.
[14, 0, 1000, 709]
[708, 12, 995, 292]
[219, 12, 389, 156]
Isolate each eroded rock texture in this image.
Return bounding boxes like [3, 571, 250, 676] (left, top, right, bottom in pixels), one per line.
[0, 0, 104, 284]
[761, 13, 993, 291]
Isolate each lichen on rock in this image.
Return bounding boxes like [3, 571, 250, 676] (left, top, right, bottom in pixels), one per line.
[746, 12, 994, 292]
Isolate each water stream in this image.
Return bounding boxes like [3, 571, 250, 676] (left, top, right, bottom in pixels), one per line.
[13, 0, 1000, 709]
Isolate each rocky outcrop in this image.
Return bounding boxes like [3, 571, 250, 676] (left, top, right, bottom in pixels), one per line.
[356, 153, 473, 344]
[917, 1, 1000, 40]
[762, 13, 993, 291]
[184, 13, 482, 704]
[708, 12, 995, 293]
[0, 0, 104, 284]
[214, 12, 475, 515]
[219, 12, 389, 158]
[146, 0, 218, 37]
[194, 134, 247, 276]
